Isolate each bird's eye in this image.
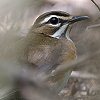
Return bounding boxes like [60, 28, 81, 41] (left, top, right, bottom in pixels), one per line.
[49, 17, 59, 25]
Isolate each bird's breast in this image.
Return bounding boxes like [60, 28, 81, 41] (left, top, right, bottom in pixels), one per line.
[27, 35, 76, 72]
[60, 38, 77, 64]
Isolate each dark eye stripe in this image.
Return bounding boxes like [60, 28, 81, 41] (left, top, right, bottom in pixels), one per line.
[59, 18, 67, 23]
[39, 18, 67, 27]
[46, 18, 67, 24]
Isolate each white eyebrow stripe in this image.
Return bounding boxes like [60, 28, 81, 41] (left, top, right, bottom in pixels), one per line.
[40, 15, 59, 24]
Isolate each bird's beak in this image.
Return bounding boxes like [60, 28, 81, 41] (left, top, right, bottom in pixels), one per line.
[69, 16, 89, 24]
[49, 15, 89, 39]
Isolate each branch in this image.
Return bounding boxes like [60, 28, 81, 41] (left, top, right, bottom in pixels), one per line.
[91, 0, 100, 21]
[91, 0, 100, 12]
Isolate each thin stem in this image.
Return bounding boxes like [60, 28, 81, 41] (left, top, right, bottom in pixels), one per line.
[91, 0, 100, 12]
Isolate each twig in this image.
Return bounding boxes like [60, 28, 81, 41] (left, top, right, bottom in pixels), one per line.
[87, 0, 100, 29]
[53, 49, 100, 77]
[91, 0, 100, 21]
[91, 0, 100, 12]
[87, 23, 100, 29]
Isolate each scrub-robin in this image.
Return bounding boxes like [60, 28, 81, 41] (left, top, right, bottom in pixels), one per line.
[25, 11, 88, 74]
[14, 11, 89, 99]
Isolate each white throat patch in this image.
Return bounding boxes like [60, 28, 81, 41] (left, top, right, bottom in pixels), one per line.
[49, 24, 69, 39]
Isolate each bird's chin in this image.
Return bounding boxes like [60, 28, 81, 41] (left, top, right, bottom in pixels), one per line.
[49, 24, 69, 39]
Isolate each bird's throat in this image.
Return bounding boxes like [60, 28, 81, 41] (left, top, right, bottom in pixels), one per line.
[50, 24, 69, 39]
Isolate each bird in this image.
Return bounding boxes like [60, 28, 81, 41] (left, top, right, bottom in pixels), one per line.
[24, 11, 89, 74]
[0, 11, 89, 100]
[16, 11, 88, 94]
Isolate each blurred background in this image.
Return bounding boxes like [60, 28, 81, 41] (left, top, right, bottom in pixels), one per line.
[0, 0, 100, 100]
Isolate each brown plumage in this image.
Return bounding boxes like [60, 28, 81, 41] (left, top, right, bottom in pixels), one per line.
[9, 11, 89, 92]
[0, 11, 89, 100]
[27, 33, 76, 72]
[24, 11, 89, 74]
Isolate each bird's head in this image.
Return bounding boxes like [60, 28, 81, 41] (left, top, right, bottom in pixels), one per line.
[31, 11, 89, 39]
